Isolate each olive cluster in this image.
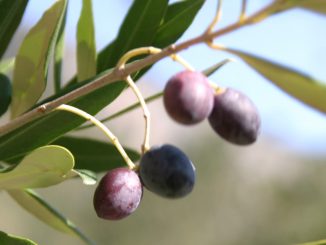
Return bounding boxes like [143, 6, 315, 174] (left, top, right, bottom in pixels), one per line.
[93, 70, 260, 220]
[164, 70, 261, 144]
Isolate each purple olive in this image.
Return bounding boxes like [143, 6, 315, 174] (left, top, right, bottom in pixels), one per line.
[93, 167, 142, 220]
[208, 88, 261, 145]
[163, 70, 214, 125]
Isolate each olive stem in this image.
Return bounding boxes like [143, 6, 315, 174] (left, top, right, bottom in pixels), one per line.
[239, 0, 248, 23]
[116, 46, 194, 71]
[125, 75, 151, 154]
[205, 0, 223, 34]
[54, 104, 136, 169]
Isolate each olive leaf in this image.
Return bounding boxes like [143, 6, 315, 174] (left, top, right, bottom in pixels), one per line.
[0, 0, 28, 59]
[52, 136, 140, 173]
[77, 0, 97, 82]
[0, 230, 37, 245]
[0, 145, 74, 189]
[153, 0, 205, 47]
[8, 189, 95, 245]
[227, 48, 326, 114]
[11, 0, 67, 118]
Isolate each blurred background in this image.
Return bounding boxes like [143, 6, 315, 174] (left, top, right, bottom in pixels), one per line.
[1, 0, 326, 244]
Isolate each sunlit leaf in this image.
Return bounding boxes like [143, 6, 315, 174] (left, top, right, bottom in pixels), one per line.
[0, 145, 74, 189]
[8, 189, 95, 244]
[0, 0, 28, 59]
[153, 0, 205, 47]
[11, 0, 67, 118]
[52, 136, 140, 173]
[0, 230, 37, 245]
[0, 57, 15, 74]
[77, 0, 96, 82]
[228, 48, 326, 114]
[0, 73, 11, 117]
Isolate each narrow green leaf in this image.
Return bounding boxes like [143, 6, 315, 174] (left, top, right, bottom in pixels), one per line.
[0, 145, 74, 189]
[0, 73, 11, 117]
[202, 58, 233, 77]
[11, 0, 67, 118]
[54, 3, 68, 93]
[228, 48, 326, 114]
[0, 230, 37, 245]
[0, 0, 28, 59]
[153, 0, 205, 47]
[0, 0, 202, 161]
[97, 0, 168, 72]
[273, 0, 326, 15]
[8, 189, 95, 245]
[52, 136, 140, 173]
[72, 169, 97, 185]
[77, 0, 96, 82]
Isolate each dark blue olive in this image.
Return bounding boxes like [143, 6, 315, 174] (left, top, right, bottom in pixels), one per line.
[139, 144, 195, 198]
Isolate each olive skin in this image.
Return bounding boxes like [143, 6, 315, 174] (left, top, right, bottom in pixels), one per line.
[208, 88, 261, 145]
[163, 70, 214, 125]
[93, 168, 143, 220]
[139, 144, 195, 198]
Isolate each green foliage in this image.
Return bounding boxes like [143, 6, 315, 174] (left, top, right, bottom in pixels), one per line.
[0, 145, 74, 189]
[11, 0, 67, 118]
[0, 230, 37, 245]
[52, 136, 140, 173]
[0, 0, 202, 162]
[0, 0, 28, 59]
[8, 189, 95, 245]
[153, 0, 205, 47]
[97, 0, 168, 72]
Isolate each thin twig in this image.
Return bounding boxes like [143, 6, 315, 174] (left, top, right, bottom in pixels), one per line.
[205, 0, 223, 34]
[239, 0, 248, 22]
[55, 104, 135, 169]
